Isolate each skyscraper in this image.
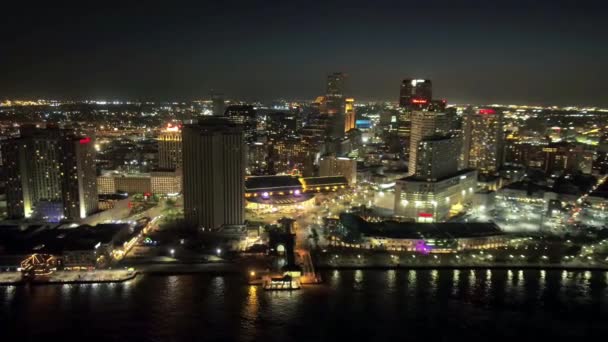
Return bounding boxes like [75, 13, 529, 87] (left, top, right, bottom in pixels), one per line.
[344, 98, 356, 133]
[415, 136, 461, 181]
[1, 126, 98, 221]
[398, 78, 435, 156]
[462, 108, 504, 175]
[408, 111, 449, 176]
[399, 79, 432, 108]
[158, 123, 182, 170]
[182, 118, 245, 230]
[326, 72, 346, 98]
[211, 91, 225, 116]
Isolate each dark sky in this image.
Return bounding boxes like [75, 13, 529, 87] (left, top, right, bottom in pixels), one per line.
[1, 0, 607, 106]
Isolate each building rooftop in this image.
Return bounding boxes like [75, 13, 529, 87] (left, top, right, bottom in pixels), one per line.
[247, 193, 314, 205]
[245, 176, 302, 191]
[300, 176, 348, 187]
[398, 168, 476, 183]
[0, 223, 129, 255]
[340, 213, 503, 240]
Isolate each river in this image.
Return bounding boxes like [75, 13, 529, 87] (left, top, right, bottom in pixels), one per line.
[2, 269, 607, 340]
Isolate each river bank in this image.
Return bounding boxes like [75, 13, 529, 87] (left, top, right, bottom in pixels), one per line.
[0, 269, 137, 286]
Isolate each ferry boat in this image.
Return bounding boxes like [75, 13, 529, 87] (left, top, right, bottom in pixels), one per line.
[262, 275, 301, 290]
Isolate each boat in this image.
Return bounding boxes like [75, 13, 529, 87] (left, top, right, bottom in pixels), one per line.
[262, 275, 301, 290]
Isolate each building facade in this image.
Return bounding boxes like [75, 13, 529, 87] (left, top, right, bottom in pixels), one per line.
[408, 111, 449, 176]
[1, 126, 98, 221]
[394, 169, 478, 222]
[415, 136, 461, 181]
[157, 124, 182, 170]
[399, 79, 432, 108]
[462, 108, 504, 175]
[344, 98, 356, 133]
[319, 156, 357, 184]
[182, 118, 245, 230]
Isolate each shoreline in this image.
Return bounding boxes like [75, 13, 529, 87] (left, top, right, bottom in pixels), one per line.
[3, 262, 608, 287]
[315, 263, 608, 271]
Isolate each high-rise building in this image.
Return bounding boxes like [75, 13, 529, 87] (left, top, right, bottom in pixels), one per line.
[462, 108, 504, 175]
[542, 142, 594, 175]
[344, 98, 356, 133]
[326, 72, 346, 98]
[408, 111, 449, 176]
[1, 126, 98, 221]
[158, 123, 182, 170]
[225, 105, 257, 136]
[398, 79, 439, 157]
[319, 156, 357, 184]
[211, 92, 225, 116]
[323, 72, 348, 138]
[415, 136, 461, 181]
[399, 79, 432, 108]
[325, 73, 346, 115]
[182, 118, 245, 230]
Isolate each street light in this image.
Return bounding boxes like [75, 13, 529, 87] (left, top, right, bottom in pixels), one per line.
[216, 248, 222, 256]
[170, 249, 175, 256]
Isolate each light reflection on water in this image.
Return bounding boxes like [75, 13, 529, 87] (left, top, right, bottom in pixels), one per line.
[1, 269, 607, 340]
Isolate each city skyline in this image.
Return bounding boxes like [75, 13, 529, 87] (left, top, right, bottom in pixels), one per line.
[2, 1, 608, 106]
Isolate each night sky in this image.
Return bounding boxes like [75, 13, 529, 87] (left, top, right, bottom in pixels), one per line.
[1, 1, 607, 106]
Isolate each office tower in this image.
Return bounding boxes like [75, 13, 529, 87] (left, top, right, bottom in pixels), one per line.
[1, 126, 98, 221]
[542, 142, 594, 175]
[158, 123, 182, 170]
[319, 156, 357, 184]
[408, 111, 449, 176]
[182, 118, 245, 230]
[211, 91, 225, 116]
[324, 72, 348, 138]
[325, 73, 346, 115]
[397, 110, 411, 139]
[326, 72, 346, 100]
[399, 79, 432, 108]
[415, 136, 461, 181]
[344, 98, 356, 133]
[462, 108, 504, 174]
[225, 105, 257, 136]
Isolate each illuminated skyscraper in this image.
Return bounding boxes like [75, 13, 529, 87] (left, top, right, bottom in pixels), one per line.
[399, 79, 432, 108]
[398, 79, 436, 155]
[408, 111, 449, 176]
[462, 108, 504, 174]
[182, 118, 245, 230]
[344, 98, 356, 133]
[1, 126, 98, 221]
[158, 123, 182, 170]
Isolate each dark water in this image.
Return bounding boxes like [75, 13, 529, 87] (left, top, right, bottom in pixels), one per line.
[1, 269, 608, 341]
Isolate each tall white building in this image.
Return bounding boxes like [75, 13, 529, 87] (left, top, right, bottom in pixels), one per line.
[182, 118, 245, 230]
[408, 111, 449, 176]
